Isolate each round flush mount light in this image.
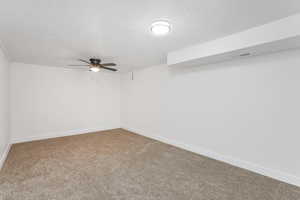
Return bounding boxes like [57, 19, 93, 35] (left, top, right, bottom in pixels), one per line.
[150, 20, 171, 36]
[90, 66, 100, 72]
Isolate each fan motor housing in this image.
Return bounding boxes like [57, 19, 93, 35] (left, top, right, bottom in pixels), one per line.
[90, 58, 101, 65]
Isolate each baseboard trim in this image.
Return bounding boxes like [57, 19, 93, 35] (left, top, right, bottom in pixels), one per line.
[11, 127, 120, 144]
[122, 127, 300, 187]
[0, 143, 12, 171]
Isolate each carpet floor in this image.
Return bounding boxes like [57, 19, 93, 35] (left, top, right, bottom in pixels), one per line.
[0, 129, 299, 200]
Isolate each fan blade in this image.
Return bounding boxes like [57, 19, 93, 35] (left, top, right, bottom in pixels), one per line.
[100, 66, 117, 71]
[68, 64, 90, 66]
[101, 63, 116, 66]
[59, 66, 88, 71]
[78, 59, 91, 64]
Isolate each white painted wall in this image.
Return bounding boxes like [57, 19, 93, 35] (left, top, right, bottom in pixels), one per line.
[121, 49, 300, 186]
[10, 63, 120, 142]
[0, 46, 10, 165]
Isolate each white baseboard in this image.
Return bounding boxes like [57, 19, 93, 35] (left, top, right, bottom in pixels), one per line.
[0, 143, 12, 171]
[11, 127, 120, 144]
[122, 127, 300, 187]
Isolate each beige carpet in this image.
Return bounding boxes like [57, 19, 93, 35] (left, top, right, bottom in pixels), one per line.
[0, 129, 299, 200]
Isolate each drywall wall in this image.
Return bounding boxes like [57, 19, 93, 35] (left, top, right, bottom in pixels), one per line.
[10, 63, 120, 142]
[0, 46, 10, 168]
[121, 49, 300, 186]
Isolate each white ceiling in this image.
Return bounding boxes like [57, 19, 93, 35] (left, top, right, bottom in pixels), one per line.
[0, 0, 299, 72]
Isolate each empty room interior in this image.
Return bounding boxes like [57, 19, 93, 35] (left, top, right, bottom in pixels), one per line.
[1, 0, 300, 199]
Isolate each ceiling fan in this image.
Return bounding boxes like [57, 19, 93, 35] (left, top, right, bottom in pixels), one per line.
[69, 58, 117, 72]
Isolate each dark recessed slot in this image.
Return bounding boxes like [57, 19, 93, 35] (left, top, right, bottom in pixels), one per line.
[240, 53, 251, 57]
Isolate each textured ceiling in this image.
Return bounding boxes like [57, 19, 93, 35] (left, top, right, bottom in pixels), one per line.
[0, 0, 299, 71]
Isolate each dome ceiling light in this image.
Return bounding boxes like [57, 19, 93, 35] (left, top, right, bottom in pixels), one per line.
[150, 20, 171, 36]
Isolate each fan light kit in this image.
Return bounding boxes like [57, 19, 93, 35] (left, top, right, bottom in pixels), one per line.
[90, 66, 100, 72]
[150, 21, 171, 36]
